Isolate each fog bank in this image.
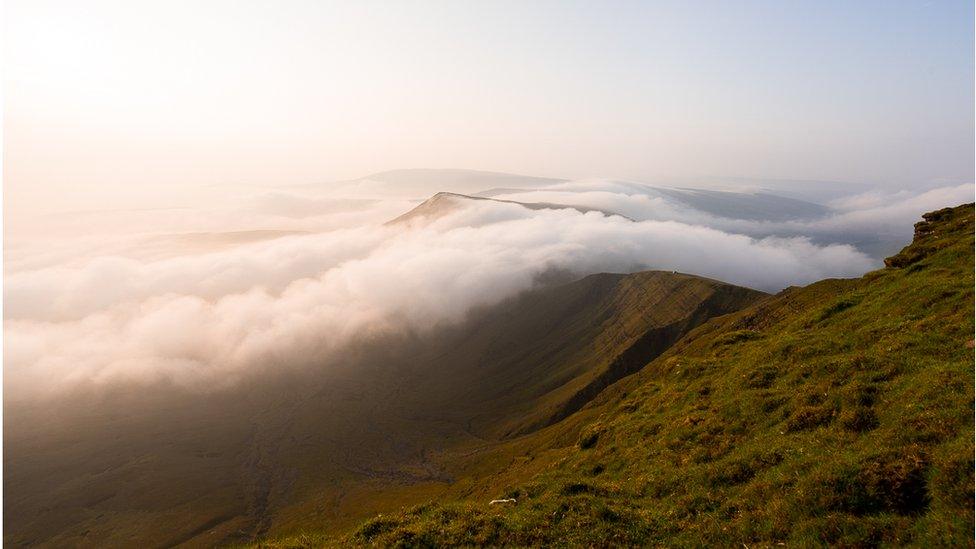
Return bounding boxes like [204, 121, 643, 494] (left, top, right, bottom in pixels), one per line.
[6, 177, 970, 397]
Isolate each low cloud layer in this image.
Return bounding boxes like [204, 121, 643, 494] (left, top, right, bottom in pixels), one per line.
[5, 179, 970, 398]
[488, 181, 975, 242]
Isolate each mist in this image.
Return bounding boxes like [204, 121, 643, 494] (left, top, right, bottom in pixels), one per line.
[10, 175, 970, 399]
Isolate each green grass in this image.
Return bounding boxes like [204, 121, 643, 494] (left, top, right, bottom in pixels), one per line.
[262, 204, 975, 547]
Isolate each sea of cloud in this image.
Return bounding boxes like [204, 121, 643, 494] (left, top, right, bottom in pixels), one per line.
[485, 181, 975, 239]
[5, 179, 970, 397]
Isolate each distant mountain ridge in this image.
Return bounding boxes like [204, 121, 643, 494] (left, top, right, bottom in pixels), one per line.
[651, 186, 828, 221]
[330, 168, 834, 224]
[385, 191, 632, 225]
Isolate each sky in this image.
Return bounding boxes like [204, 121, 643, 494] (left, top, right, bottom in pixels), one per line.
[4, 0, 974, 226]
[3, 0, 975, 396]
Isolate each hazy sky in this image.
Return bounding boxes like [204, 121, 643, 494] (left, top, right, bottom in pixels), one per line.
[5, 0, 974, 219]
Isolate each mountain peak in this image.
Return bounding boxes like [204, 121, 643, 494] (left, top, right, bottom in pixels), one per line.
[386, 191, 632, 226]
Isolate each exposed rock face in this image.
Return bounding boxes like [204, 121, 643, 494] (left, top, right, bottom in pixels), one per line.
[884, 203, 974, 268]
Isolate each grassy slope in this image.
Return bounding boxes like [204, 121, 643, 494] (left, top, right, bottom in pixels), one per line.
[267, 203, 974, 547]
[393, 270, 767, 439]
[2, 267, 761, 548]
[256, 271, 765, 539]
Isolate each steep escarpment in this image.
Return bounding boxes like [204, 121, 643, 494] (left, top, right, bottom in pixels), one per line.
[544, 281, 764, 432]
[391, 270, 765, 439]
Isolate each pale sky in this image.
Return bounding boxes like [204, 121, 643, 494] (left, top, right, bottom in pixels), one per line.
[4, 0, 974, 220]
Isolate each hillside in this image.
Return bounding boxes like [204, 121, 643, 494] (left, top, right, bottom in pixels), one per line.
[378, 269, 764, 439]
[239, 269, 765, 540]
[2, 258, 761, 546]
[271, 203, 974, 547]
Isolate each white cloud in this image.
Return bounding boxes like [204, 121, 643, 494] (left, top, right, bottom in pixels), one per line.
[4, 196, 880, 398]
[490, 181, 974, 241]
